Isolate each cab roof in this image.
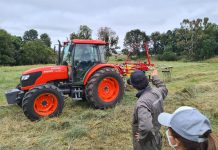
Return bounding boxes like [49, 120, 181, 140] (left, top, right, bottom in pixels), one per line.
[72, 39, 107, 45]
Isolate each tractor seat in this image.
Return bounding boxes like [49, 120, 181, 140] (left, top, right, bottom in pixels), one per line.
[79, 61, 92, 70]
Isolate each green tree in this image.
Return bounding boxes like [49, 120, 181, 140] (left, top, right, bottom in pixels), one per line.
[78, 25, 92, 39]
[178, 18, 217, 60]
[97, 27, 119, 56]
[124, 29, 149, 57]
[11, 36, 23, 65]
[121, 48, 129, 55]
[152, 17, 218, 61]
[0, 29, 16, 65]
[20, 40, 56, 65]
[70, 32, 79, 40]
[150, 32, 162, 54]
[204, 22, 218, 55]
[40, 33, 51, 47]
[23, 29, 38, 42]
[70, 25, 92, 40]
[196, 34, 217, 60]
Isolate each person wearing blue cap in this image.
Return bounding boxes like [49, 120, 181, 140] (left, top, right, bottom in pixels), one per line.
[158, 106, 218, 150]
[128, 69, 168, 150]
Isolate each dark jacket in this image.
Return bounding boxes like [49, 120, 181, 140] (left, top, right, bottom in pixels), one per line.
[132, 76, 168, 150]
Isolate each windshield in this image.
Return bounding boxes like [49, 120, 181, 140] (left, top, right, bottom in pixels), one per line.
[62, 44, 72, 65]
[61, 43, 107, 66]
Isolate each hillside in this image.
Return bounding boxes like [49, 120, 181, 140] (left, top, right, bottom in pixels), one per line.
[0, 60, 218, 150]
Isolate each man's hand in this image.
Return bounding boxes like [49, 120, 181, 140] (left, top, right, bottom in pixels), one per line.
[151, 69, 158, 77]
[135, 132, 140, 142]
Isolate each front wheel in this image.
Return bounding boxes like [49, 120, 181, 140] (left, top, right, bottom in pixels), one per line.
[16, 84, 23, 108]
[22, 84, 64, 121]
[85, 67, 124, 109]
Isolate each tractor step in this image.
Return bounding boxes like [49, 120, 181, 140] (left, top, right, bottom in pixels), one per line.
[71, 87, 84, 101]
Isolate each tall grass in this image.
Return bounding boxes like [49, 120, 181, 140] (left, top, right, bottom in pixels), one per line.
[0, 60, 218, 150]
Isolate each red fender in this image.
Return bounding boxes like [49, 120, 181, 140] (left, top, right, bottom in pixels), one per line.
[83, 64, 121, 85]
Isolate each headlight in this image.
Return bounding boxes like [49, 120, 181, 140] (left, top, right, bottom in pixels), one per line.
[21, 75, 30, 80]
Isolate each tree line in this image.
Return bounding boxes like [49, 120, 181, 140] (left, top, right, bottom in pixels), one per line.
[72, 18, 218, 61]
[1, 17, 218, 66]
[0, 29, 55, 65]
[123, 17, 218, 61]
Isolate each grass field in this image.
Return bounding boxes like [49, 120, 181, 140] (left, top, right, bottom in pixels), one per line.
[0, 58, 218, 150]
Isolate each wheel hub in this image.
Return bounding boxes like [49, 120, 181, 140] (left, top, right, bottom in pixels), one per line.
[98, 77, 119, 102]
[42, 100, 47, 106]
[33, 93, 58, 116]
[103, 86, 109, 92]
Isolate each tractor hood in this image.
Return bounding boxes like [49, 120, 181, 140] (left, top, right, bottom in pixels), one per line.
[23, 65, 68, 75]
[21, 65, 68, 90]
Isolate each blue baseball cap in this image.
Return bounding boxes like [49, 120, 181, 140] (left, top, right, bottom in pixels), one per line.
[158, 106, 211, 143]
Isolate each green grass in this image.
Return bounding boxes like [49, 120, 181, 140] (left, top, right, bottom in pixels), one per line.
[0, 59, 218, 150]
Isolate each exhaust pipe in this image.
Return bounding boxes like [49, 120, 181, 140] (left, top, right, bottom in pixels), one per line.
[58, 40, 62, 65]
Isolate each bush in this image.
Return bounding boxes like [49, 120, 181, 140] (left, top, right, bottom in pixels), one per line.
[19, 40, 56, 65]
[130, 55, 138, 60]
[157, 51, 178, 61]
[117, 58, 124, 61]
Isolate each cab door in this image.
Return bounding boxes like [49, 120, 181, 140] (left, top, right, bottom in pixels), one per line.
[72, 44, 100, 84]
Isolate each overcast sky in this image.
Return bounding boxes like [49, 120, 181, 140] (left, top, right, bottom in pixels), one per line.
[1, 0, 218, 48]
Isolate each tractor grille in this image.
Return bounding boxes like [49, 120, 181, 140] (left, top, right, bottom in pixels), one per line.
[21, 72, 42, 87]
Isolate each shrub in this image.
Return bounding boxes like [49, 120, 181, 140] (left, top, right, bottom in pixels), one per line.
[117, 58, 124, 61]
[157, 51, 178, 61]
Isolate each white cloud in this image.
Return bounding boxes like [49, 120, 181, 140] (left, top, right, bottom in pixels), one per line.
[0, 0, 218, 48]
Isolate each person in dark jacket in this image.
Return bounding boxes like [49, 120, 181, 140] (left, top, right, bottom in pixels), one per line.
[127, 69, 168, 150]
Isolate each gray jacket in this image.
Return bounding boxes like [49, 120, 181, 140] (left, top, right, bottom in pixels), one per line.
[132, 76, 168, 150]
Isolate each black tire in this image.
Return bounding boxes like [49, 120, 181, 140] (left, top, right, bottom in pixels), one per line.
[85, 67, 124, 109]
[16, 84, 22, 108]
[17, 100, 22, 108]
[22, 84, 64, 121]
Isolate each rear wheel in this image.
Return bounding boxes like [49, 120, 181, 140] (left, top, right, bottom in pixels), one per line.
[85, 67, 124, 109]
[22, 84, 64, 121]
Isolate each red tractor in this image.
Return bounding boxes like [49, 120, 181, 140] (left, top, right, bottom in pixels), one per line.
[5, 39, 153, 121]
[5, 39, 125, 121]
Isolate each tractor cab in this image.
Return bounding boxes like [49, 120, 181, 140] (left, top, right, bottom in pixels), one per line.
[61, 39, 108, 84]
